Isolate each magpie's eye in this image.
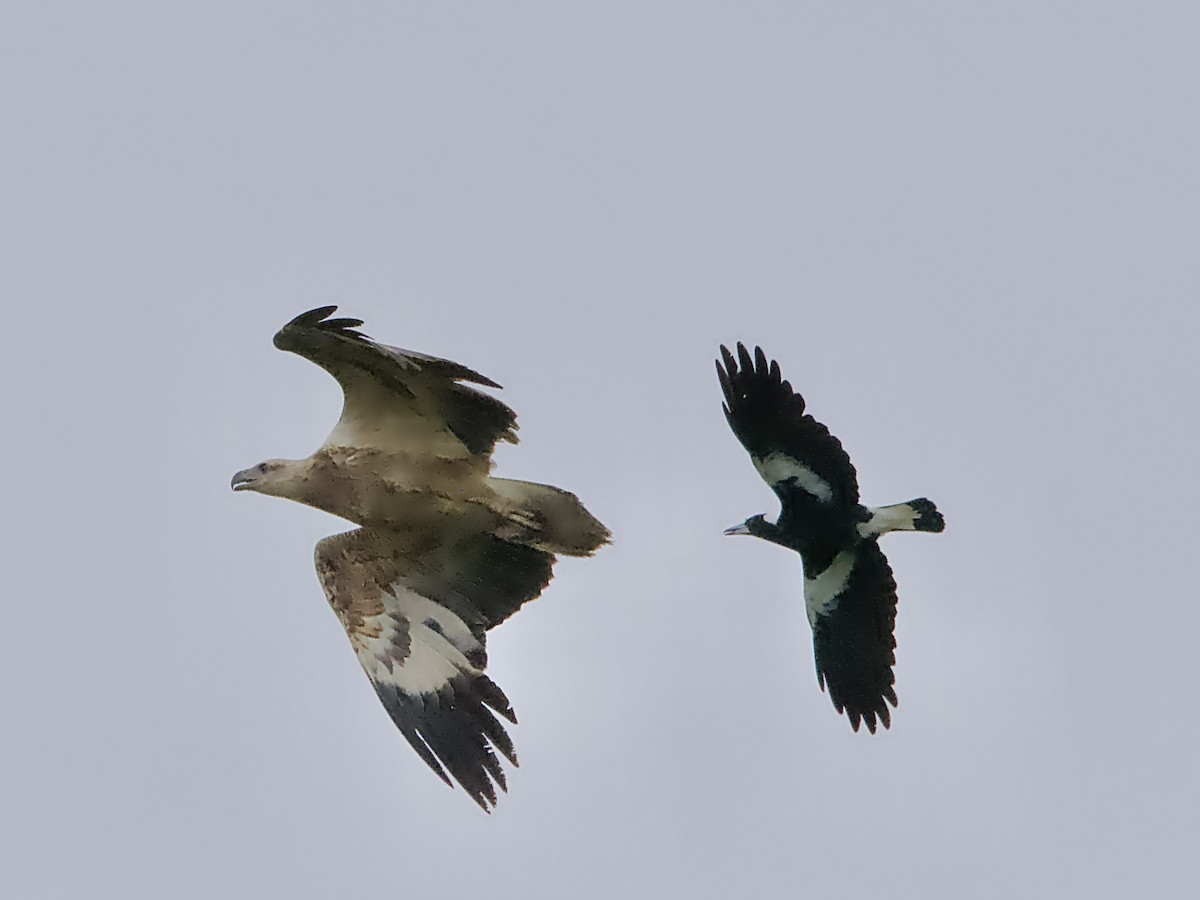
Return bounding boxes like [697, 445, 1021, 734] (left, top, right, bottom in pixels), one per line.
[257, 463, 269, 474]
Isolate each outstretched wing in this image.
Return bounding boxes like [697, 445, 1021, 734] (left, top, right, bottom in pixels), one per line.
[407, 532, 557, 636]
[275, 306, 518, 458]
[805, 540, 899, 733]
[717, 343, 859, 507]
[315, 528, 553, 811]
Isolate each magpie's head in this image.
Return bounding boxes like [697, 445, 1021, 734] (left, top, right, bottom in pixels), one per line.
[723, 513, 777, 540]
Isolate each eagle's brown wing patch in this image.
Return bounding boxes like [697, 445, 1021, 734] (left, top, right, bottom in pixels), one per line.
[315, 529, 536, 811]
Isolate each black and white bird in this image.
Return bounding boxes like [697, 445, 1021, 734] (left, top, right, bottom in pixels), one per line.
[716, 343, 944, 733]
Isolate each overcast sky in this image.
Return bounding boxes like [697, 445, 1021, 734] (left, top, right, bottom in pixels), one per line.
[4, 3, 1198, 898]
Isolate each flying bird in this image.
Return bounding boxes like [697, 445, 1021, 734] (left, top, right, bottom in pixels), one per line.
[716, 343, 943, 733]
[232, 307, 609, 810]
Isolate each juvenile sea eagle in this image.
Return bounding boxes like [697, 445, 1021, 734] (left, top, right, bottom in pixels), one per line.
[232, 307, 609, 810]
[717, 343, 943, 733]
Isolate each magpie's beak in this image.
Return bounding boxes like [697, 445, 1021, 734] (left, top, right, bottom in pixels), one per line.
[723, 522, 751, 536]
[231, 468, 258, 491]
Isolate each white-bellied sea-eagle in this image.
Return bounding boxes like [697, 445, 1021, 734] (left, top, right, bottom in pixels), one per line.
[232, 307, 609, 810]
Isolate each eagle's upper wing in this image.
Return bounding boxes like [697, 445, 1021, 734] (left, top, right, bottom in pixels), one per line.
[804, 540, 899, 733]
[274, 306, 518, 459]
[716, 343, 859, 507]
[315, 528, 553, 811]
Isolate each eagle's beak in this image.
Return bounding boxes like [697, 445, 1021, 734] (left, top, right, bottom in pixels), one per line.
[723, 522, 751, 536]
[230, 468, 257, 492]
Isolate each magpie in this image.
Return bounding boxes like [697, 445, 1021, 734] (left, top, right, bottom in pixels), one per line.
[717, 343, 944, 733]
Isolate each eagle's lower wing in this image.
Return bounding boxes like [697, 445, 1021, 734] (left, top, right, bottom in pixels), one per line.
[717, 343, 859, 506]
[315, 529, 524, 811]
[405, 532, 556, 636]
[805, 540, 899, 733]
[274, 306, 518, 458]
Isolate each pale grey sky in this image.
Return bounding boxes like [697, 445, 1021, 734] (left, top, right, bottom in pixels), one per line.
[3, 3, 1198, 898]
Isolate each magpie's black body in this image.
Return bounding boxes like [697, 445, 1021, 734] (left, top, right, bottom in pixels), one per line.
[717, 343, 944, 733]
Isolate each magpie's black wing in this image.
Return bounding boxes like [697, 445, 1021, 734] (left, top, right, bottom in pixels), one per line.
[804, 540, 899, 733]
[717, 343, 859, 507]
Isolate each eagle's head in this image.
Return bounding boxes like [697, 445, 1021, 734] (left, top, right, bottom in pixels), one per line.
[230, 459, 302, 498]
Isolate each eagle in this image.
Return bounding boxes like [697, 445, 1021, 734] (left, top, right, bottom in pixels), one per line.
[716, 343, 944, 733]
[232, 307, 609, 810]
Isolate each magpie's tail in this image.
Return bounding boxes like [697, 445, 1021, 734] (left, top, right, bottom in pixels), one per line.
[860, 498, 945, 538]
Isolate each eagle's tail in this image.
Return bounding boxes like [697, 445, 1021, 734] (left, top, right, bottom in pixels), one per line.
[487, 478, 610, 557]
[860, 498, 945, 538]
